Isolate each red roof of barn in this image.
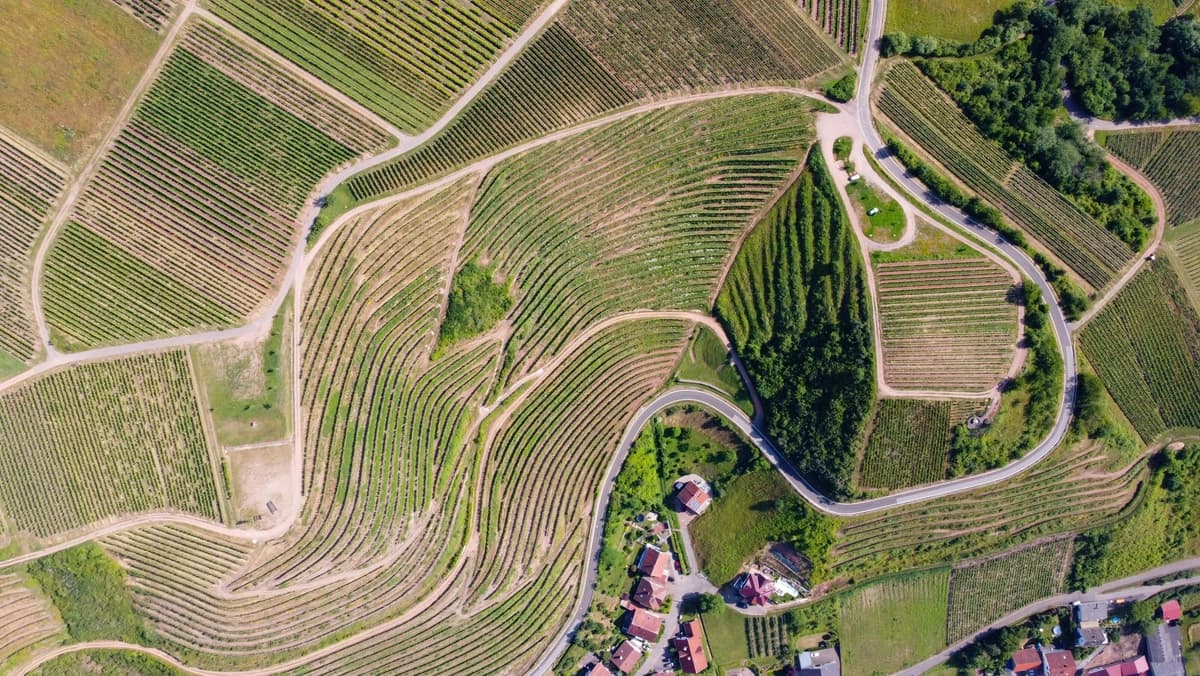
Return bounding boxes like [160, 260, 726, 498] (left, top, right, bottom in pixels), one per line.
[625, 608, 662, 642]
[611, 640, 641, 674]
[1161, 599, 1182, 622]
[637, 545, 672, 580]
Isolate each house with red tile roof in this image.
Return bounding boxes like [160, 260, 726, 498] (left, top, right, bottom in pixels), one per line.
[611, 640, 642, 674]
[633, 576, 668, 610]
[734, 571, 775, 606]
[1085, 655, 1149, 676]
[624, 607, 662, 642]
[672, 619, 708, 673]
[1008, 647, 1042, 674]
[1161, 599, 1182, 623]
[1043, 649, 1076, 676]
[677, 480, 711, 515]
[637, 545, 672, 581]
[590, 662, 614, 676]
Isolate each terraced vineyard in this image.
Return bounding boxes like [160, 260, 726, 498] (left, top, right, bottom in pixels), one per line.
[859, 399, 953, 490]
[110, 0, 179, 30]
[879, 62, 1133, 289]
[945, 538, 1073, 642]
[461, 95, 817, 387]
[874, 256, 1018, 391]
[0, 573, 62, 668]
[1080, 259, 1200, 440]
[561, 0, 846, 96]
[0, 133, 65, 364]
[1166, 220, 1200, 300]
[345, 23, 635, 201]
[799, 0, 865, 54]
[0, 351, 219, 538]
[835, 439, 1146, 581]
[206, 0, 541, 132]
[44, 20, 390, 349]
[1105, 127, 1200, 227]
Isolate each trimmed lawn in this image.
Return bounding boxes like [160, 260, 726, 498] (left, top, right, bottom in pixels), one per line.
[841, 569, 950, 674]
[847, 180, 905, 243]
[0, 0, 160, 162]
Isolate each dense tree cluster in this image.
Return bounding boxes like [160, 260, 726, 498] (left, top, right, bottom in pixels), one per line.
[437, 260, 512, 349]
[884, 0, 1179, 251]
[717, 150, 874, 497]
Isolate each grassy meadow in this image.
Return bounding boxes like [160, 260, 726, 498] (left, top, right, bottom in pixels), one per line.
[841, 569, 950, 674]
[0, 0, 160, 162]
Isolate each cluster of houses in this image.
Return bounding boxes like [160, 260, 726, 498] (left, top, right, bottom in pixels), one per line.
[1007, 600, 1187, 676]
[588, 476, 714, 675]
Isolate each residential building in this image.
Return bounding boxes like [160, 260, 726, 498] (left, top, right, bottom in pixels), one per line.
[671, 619, 708, 673]
[797, 648, 841, 676]
[591, 663, 614, 676]
[734, 571, 775, 606]
[637, 545, 672, 581]
[624, 607, 662, 642]
[677, 480, 711, 515]
[1008, 647, 1042, 675]
[1160, 599, 1182, 623]
[1075, 601, 1112, 647]
[1042, 648, 1076, 676]
[633, 576, 668, 610]
[611, 640, 641, 674]
[1146, 622, 1185, 676]
[1086, 656, 1150, 676]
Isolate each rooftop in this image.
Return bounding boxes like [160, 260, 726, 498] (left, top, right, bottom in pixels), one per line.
[637, 545, 672, 581]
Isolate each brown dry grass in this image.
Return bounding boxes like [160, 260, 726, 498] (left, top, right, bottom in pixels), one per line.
[0, 0, 159, 163]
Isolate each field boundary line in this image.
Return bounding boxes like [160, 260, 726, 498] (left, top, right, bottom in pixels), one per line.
[0, 124, 67, 176]
[189, 8, 406, 141]
[28, 1, 198, 359]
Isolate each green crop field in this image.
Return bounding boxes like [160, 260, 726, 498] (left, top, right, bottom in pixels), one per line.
[0, 0, 160, 163]
[800, 0, 867, 53]
[0, 133, 65, 366]
[461, 95, 817, 390]
[835, 436, 1146, 582]
[690, 470, 798, 584]
[1080, 259, 1200, 440]
[344, 23, 635, 202]
[206, 0, 541, 133]
[562, 0, 846, 97]
[945, 538, 1074, 642]
[1166, 220, 1200, 306]
[0, 573, 62, 670]
[0, 351, 220, 539]
[1105, 127, 1200, 228]
[873, 253, 1018, 392]
[841, 569, 950, 674]
[43, 21, 391, 350]
[880, 61, 1133, 290]
[859, 399, 954, 490]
